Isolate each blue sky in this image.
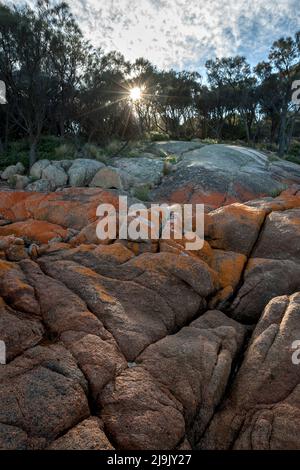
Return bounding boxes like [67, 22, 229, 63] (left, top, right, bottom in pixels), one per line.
[25, 0, 300, 72]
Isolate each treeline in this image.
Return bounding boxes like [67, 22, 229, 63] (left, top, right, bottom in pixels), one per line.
[0, 0, 300, 167]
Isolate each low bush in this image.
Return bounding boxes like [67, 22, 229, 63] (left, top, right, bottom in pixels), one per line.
[286, 141, 300, 164]
[133, 184, 150, 201]
[149, 131, 170, 142]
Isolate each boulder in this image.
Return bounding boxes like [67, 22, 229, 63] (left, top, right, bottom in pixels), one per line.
[90, 166, 135, 190]
[0, 345, 89, 442]
[48, 417, 114, 450]
[113, 155, 164, 187]
[0, 179, 300, 450]
[230, 258, 300, 323]
[41, 164, 68, 189]
[230, 206, 300, 322]
[52, 160, 73, 172]
[1, 162, 25, 180]
[199, 293, 300, 450]
[152, 144, 300, 208]
[68, 159, 105, 187]
[30, 159, 50, 179]
[252, 208, 300, 261]
[20, 259, 111, 340]
[0, 219, 68, 244]
[100, 367, 185, 450]
[205, 203, 266, 256]
[151, 140, 204, 156]
[0, 297, 44, 362]
[26, 179, 52, 192]
[0, 259, 40, 315]
[7, 174, 29, 190]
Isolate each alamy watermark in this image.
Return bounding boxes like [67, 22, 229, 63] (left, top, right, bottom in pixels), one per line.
[96, 196, 204, 250]
[292, 80, 300, 105]
[0, 340, 6, 365]
[292, 340, 300, 365]
[0, 80, 6, 105]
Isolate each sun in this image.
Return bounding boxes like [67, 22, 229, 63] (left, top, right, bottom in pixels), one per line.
[129, 87, 142, 102]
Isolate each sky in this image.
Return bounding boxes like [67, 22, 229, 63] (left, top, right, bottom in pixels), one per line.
[20, 0, 300, 72]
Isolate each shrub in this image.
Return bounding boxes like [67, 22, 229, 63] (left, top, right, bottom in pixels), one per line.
[54, 142, 76, 160]
[149, 131, 170, 142]
[286, 141, 300, 165]
[38, 135, 62, 159]
[133, 184, 150, 201]
[0, 140, 29, 170]
[82, 143, 109, 164]
[104, 139, 124, 156]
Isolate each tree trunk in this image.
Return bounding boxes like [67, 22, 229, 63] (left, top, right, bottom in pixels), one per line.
[286, 117, 295, 154]
[278, 108, 287, 158]
[59, 115, 65, 139]
[244, 119, 250, 144]
[29, 140, 38, 168]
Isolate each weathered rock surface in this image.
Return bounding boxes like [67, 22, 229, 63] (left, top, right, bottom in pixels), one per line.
[113, 155, 164, 187]
[101, 310, 245, 450]
[41, 163, 68, 189]
[153, 144, 300, 209]
[0, 183, 299, 450]
[90, 166, 135, 190]
[68, 159, 105, 187]
[48, 417, 114, 450]
[199, 293, 300, 450]
[1, 162, 25, 180]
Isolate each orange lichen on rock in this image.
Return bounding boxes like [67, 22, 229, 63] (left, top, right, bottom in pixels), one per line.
[0, 219, 68, 244]
[205, 203, 266, 255]
[210, 249, 247, 289]
[0, 259, 40, 315]
[159, 238, 213, 265]
[94, 243, 134, 264]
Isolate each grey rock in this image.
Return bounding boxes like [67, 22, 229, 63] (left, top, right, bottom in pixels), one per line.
[151, 140, 204, 156]
[152, 144, 298, 208]
[113, 155, 164, 187]
[41, 164, 68, 189]
[1, 162, 25, 180]
[26, 179, 52, 192]
[90, 166, 136, 190]
[68, 159, 105, 187]
[30, 159, 50, 179]
[7, 174, 30, 190]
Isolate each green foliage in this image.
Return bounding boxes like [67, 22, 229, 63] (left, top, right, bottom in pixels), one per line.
[201, 138, 219, 145]
[0, 1, 300, 160]
[0, 140, 30, 170]
[54, 143, 76, 160]
[133, 184, 150, 201]
[149, 131, 170, 142]
[104, 139, 124, 156]
[82, 143, 109, 164]
[286, 141, 300, 164]
[0, 137, 77, 170]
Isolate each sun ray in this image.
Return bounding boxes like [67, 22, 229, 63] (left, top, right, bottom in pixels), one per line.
[129, 87, 142, 101]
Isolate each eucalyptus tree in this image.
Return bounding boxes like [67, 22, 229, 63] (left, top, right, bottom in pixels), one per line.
[206, 56, 258, 143]
[268, 34, 300, 156]
[0, 1, 57, 166]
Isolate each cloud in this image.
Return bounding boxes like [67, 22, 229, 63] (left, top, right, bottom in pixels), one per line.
[15, 0, 300, 71]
